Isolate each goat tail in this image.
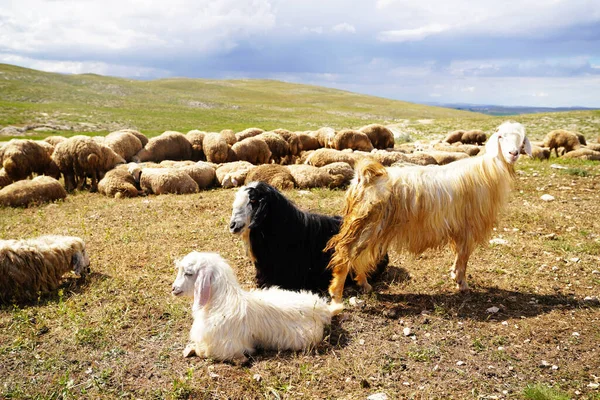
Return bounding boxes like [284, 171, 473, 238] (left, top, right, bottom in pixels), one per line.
[326, 158, 391, 312]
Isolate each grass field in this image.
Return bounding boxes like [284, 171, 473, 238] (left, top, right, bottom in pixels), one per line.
[1, 64, 600, 399]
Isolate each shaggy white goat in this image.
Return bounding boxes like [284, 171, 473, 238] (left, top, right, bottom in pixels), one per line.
[171, 252, 332, 361]
[326, 121, 531, 314]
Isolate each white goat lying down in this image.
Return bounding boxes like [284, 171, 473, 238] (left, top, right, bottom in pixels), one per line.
[171, 252, 332, 361]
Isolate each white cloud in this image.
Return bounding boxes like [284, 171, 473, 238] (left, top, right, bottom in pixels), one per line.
[461, 86, 475, 92]
[0, 53, 170, 78]
[332, 23, 356, 33]
[302, 26, 324, 34]
[378, 24, 450, 42]
[532, 92, 549, 97]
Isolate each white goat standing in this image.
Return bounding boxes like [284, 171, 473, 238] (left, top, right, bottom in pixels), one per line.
[171, 252, 332, 362]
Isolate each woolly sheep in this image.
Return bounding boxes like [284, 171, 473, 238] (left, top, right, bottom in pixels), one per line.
[185, 130, 206, 161]
[433, 143, 480, 156]
[366, 150, 410, 166]
[245, 164, 296, 190]
[171, 252, 331, 361]
[359, 124, 395, 149]
[443, 130, 465, 144]
[333, 129, 374, 152]
[296, 132, 320, 151]
[0, 176, 67, 207]
[526, 145, 550, 160]
[575, 132, 587, 145]
[103, 130, 143, 162]
[305, 148, 363, 168]
[231, 137, 272, 165]
[235, 127, 264, 142]
[129, 166, 199, 195]
[133, 131, 193, 162]
[179, 162, 216, 189]
[215, 161, 256, 188]
[120, 129, 148, 147]
[424, 150, 470, 165]
[273, 129, 301, 158]
[0, 235, 89, 303]
[98, 164, 140, 198]
[43, 136, 67, 147]
[460, 130, 487, 145]
[257, 132, 290, 164]
[404, 152, 438, 165]
[286, 164, 341, 189]
[1, 139, 60, 182]
[585, 143, 600, 152]
[320, 162, 354, 186]
[202, 132, 229, 164]
[314, 127, 336, 148]
[0, 168, 11, 188]
[219, 129, 237, 146]
[561, 148, 600, 160]
[543, 129, 581, 157]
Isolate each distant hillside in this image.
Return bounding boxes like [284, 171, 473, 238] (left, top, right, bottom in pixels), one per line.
[0, 63, 485, 136]
[432, 103, 598, 116]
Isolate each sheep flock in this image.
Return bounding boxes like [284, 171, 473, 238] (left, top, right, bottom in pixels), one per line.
[0, 125, 599, 207]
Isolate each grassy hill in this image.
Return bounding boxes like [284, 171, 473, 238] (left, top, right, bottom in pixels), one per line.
[1, 63, 598, 142]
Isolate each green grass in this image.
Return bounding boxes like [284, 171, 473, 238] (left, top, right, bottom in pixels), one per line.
[524, 383, 571, 400]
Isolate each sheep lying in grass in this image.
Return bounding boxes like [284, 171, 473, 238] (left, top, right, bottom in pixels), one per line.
[334, 129, 374, 152]
[257, 132, 290, 164]
[460, 130, 487, 145]
[128, 165, 199, 195]
[425, 150, 470, 165]
[296, 132, 321, 151]
[526, 145, 551, 160]
[543, 129, 581, 157]
[0, 235, 90, 303]
[171, 252, 332, 361]
[359, 124, 395, 149]
[305, 148, 362, 167]
[98, 163, 141, 198]
[231, 137, 272, 165]
[133, 131, 193, 162]
[561, 148, 600, 160]
[326, 121, 531, 313]
[443, 130, 465, 144]
[0, 176, 67, 207]
[186, 130, 206, 161]
[273, 129, 301, 160]
[286, 165, 345, 188]
[203, 132, 229, 164]
[0, 168, 11, 188]
[245, 164, 296, 190]
[216, 161, 256, 188]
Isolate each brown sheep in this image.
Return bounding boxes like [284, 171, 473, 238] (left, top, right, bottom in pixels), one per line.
[433, 143, 480, 156]
[133, 131, 193, 162]
[220, 129, 237, 146]
[543, 129, 581, 157]
[305, 148, 363, 167]
[286, 165, 333, 188]
[216, 161, 256, 188]
[43, 136, 67, 147]
[404, 152, 438, 166]
[443, 130, 465, 144]
[321, 162, 354, 186]
[333, 129, 374, 152]
[575, 132, 586, 145]
[0, 168, 11, 188]
[186, 130, 206, 161]
[359, 124, 395, 149]
[103, 130, 143, 162]
[562, 148, 600, 160]
[245, 164, 296, 190]
[0, 176, 67, 207]
[235, 127, 264, 142]
[273, 129, 301, 158]
[526, 145, 550, 160]
[231, 137, 272, 165]
[98, 164, 140, 198]
[461, 130, 487, 145]
[424, 150, 470, 165]
[296, 132, 320, 151]
[120, 129, 149, 147]
[585, 143, 600, 152]
[202, 132, 229, 164]
[314, 127, 336, 148]
[1, 139, 60, 182]
[366, 150, 410, 166]
[258, 132, 290, 164]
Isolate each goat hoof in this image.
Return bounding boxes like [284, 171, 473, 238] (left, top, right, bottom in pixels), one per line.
[360, 282, 373, 293]
[183, 344, 197, 358]
[456, 282, 470, 292]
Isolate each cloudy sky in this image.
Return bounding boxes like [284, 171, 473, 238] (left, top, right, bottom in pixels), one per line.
[1, 0, 599, 107]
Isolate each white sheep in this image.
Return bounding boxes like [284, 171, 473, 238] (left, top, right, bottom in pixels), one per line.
[128, 165, 199, 195]
[215, 161, 256, 188]
[171, 252, 332, 361]
[0, 176, 67, 207]
[0, 235, 90, 302]
[133, 131, 193, 163]
[98, 163, 141, 198]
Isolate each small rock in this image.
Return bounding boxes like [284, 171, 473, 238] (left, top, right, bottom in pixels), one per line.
[486, 306, 500, 314]
[501, 321, 508, 326]
[497, 346, 505, 351]
[588, 383, 599, 389]
[456, 361, 466, 366]
[592, 270, 599, 275]
[550, 164, 568, 170]
[209, 372, 219, 379]
[572, 332, 580, 337]
[403, 327, 412, 336]
[359, 339, 365, 345]
[551, 365, 559, 370]
[544, 233, 558, 240]
[367, 393, 388, 400]
[349, 297, 365, 308]
[489, 238, 509, 245]
[402, 382, 410, 386]
[541, 194, 555, 202]
[539, 360, 551, 368]
[569, 257, 580, 263]
[253, 374, 262, 382]
[345, 377, 351, 383]
[508, 366, 514, 371]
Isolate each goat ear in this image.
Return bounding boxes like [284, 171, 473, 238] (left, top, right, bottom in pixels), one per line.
[485, 132, 501, 158]
[193, 269, 212, 309]
[522, 136, 532, 156]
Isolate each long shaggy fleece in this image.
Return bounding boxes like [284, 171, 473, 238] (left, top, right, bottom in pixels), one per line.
[326, 121, 531, 313]
[0, 235, 89, 302]
[171, 252, 331, 361]
[0, 176, 67, 207]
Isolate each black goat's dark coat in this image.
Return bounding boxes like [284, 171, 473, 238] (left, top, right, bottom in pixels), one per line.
[244, 182, 387, 292]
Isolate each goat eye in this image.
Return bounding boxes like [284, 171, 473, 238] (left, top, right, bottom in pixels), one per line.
[184, 272, 193, 276]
